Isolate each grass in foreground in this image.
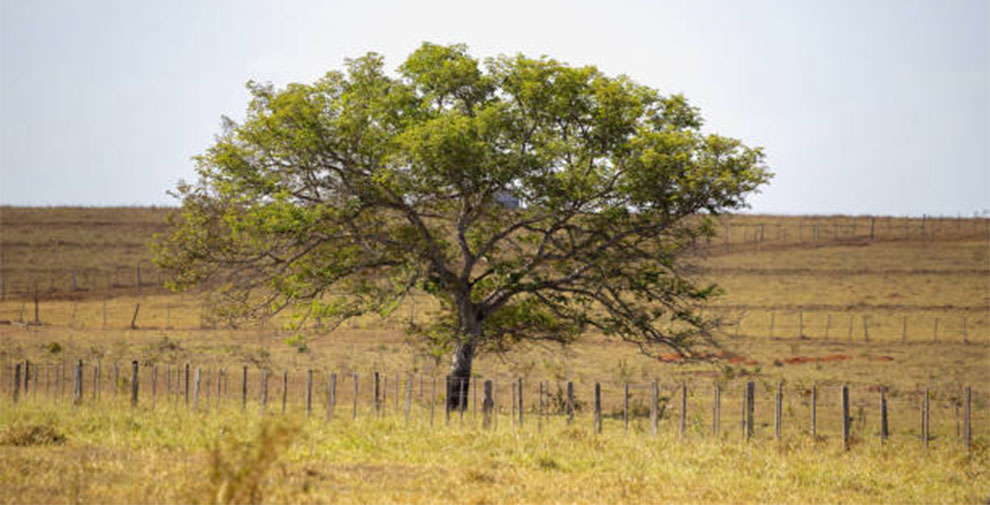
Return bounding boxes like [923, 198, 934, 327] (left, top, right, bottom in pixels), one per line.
[1, 399, 987, 504]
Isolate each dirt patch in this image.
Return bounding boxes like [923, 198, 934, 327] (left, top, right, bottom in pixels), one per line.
[780, 354, 852, 365]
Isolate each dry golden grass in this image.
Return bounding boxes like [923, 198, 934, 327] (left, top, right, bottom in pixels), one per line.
[1, 207, 988, 503]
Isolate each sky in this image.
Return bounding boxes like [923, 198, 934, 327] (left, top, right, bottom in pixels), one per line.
[1, 0, 987, 216]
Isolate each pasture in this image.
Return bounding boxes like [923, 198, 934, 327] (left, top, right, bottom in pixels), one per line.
[0, 207, 988, 504]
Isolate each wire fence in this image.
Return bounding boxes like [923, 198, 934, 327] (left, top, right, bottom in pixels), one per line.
[1, 357, 984, 451]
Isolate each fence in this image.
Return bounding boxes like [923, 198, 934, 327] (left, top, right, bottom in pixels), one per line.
[1, 217, 987, 300]
[1, 293, 986, 345]
[1, 358, 984, 451]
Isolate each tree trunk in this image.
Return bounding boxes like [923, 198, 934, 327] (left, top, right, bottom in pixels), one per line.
[447, 340, 475, 411]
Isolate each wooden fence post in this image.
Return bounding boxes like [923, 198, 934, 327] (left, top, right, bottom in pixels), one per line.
[131, 361, 139, 407]
[775, 381, 783, 440]
[23, 360, 30, 397]
[768, 312, 774, 338]
[193, 367, 201, 411]
[13, 362, 21, 403]
[458, 378, 467, 425]
[567, 381, 575, 425]
[130, 303, 140, 330]
[482, 380, 494, 429]
[962, 317, 968, 344]
[713, 383, 721, 437]
[623, 382, 630, 433]
[74, 360, 83, 405]
[651, 380, 659, 436]
[113, 363, 120, 398]
[492, 379, 498, 430]
[510, 381, 516, 427]
[933, 317, 939, 343]
[260, 368, 269, 414]
[217, 369, 224, 408]
[517, 377, 524, 427]
[862, 315, 869, 342]
[306, 370, 313, 416]
[327, 372, 337, 421]
[93, 363, 100, 401]
[922, 388, 930, 449]
[680, 382, 687, 440]
[811, 384, 817, 437]
[746, 381, 755, 441]
[151, 364, 158, 406]
[880, 387, 888, 443]
[374, 372, 381, 417]
[594, 382, 602, 434]
[964, 386, 971, 451]
[353, 373, 359, 421]
[902, 316, 908, 343]
[538, 381, 544, 433]
[429, 376, 435, 428]
[241, 366, 248, 412]
[798, 312, 803, 338]
[404, 373, 413, 423]
[445, 375, 452, 424]
[281, 370, 288, 415]
[825, 314, 832, 340]
[184, 363, 190, 406]
[842, 384, 850, 450]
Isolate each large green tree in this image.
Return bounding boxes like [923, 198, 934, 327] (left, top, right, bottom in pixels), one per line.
[155, 43, 770, 408]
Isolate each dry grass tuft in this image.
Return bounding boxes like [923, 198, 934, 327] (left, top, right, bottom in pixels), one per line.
[204, 419, 299, 505]
[0, 423, 66, 446]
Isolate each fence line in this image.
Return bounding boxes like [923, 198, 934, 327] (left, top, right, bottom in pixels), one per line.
[1, 358, 984, 452]
[1, 294, 987, 344]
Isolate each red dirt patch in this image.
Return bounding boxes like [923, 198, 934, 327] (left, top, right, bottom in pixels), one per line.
[780, 354, 852, 365]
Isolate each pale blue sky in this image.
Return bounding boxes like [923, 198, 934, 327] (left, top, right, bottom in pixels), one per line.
[2, 0, 987, 215]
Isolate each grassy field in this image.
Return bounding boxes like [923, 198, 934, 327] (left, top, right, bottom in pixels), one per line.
[1, 207, 988, 503]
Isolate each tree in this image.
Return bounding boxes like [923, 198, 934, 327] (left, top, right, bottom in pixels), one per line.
[154, 43, 770, 409]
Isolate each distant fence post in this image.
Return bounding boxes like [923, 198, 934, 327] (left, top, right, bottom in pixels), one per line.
[482, 380, 494, 429]
[745, 381, 755, 441]
[429, 376, 435, 428]
[131, 361, 139, 407]
[74, 360, 83, 405]
[902, 316, 908, 343]
[327, 372, 337, 421]
[517, 378, 524, 427]
[713, 383, 721, 437]
[679, 381, 687, 441]
[811, 384, 817, 437]
[880, 387, 889, 443]
[775, 381, 783, 440]
[281, 370, 288, 415]
[374, 372, 381, 417]
[594, 382, 602, 434]
[260, 368, 269, 414]
[623, 382, 630, 433]
[404, 373, 412, 423]
[13, 363, 21, 403]
[650, 380, 659, 437]
[964, 386, 971, 451]
[193, 367, 201, 412]
[241, 366, 248, 412]
[922, 388, 930, 449]
[842, 384, 850, 450]
[354, 373, 360, 421]
[567, 381, 575, 425]
[184, 363, 190, 406]
[151, 364, 158, 406]
[306, 370, 313, 416]
[130, 303, 140, 330]
[933, 317, 939, 343]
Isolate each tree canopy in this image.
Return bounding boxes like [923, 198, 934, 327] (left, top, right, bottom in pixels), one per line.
[155, 43, 770, 392]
